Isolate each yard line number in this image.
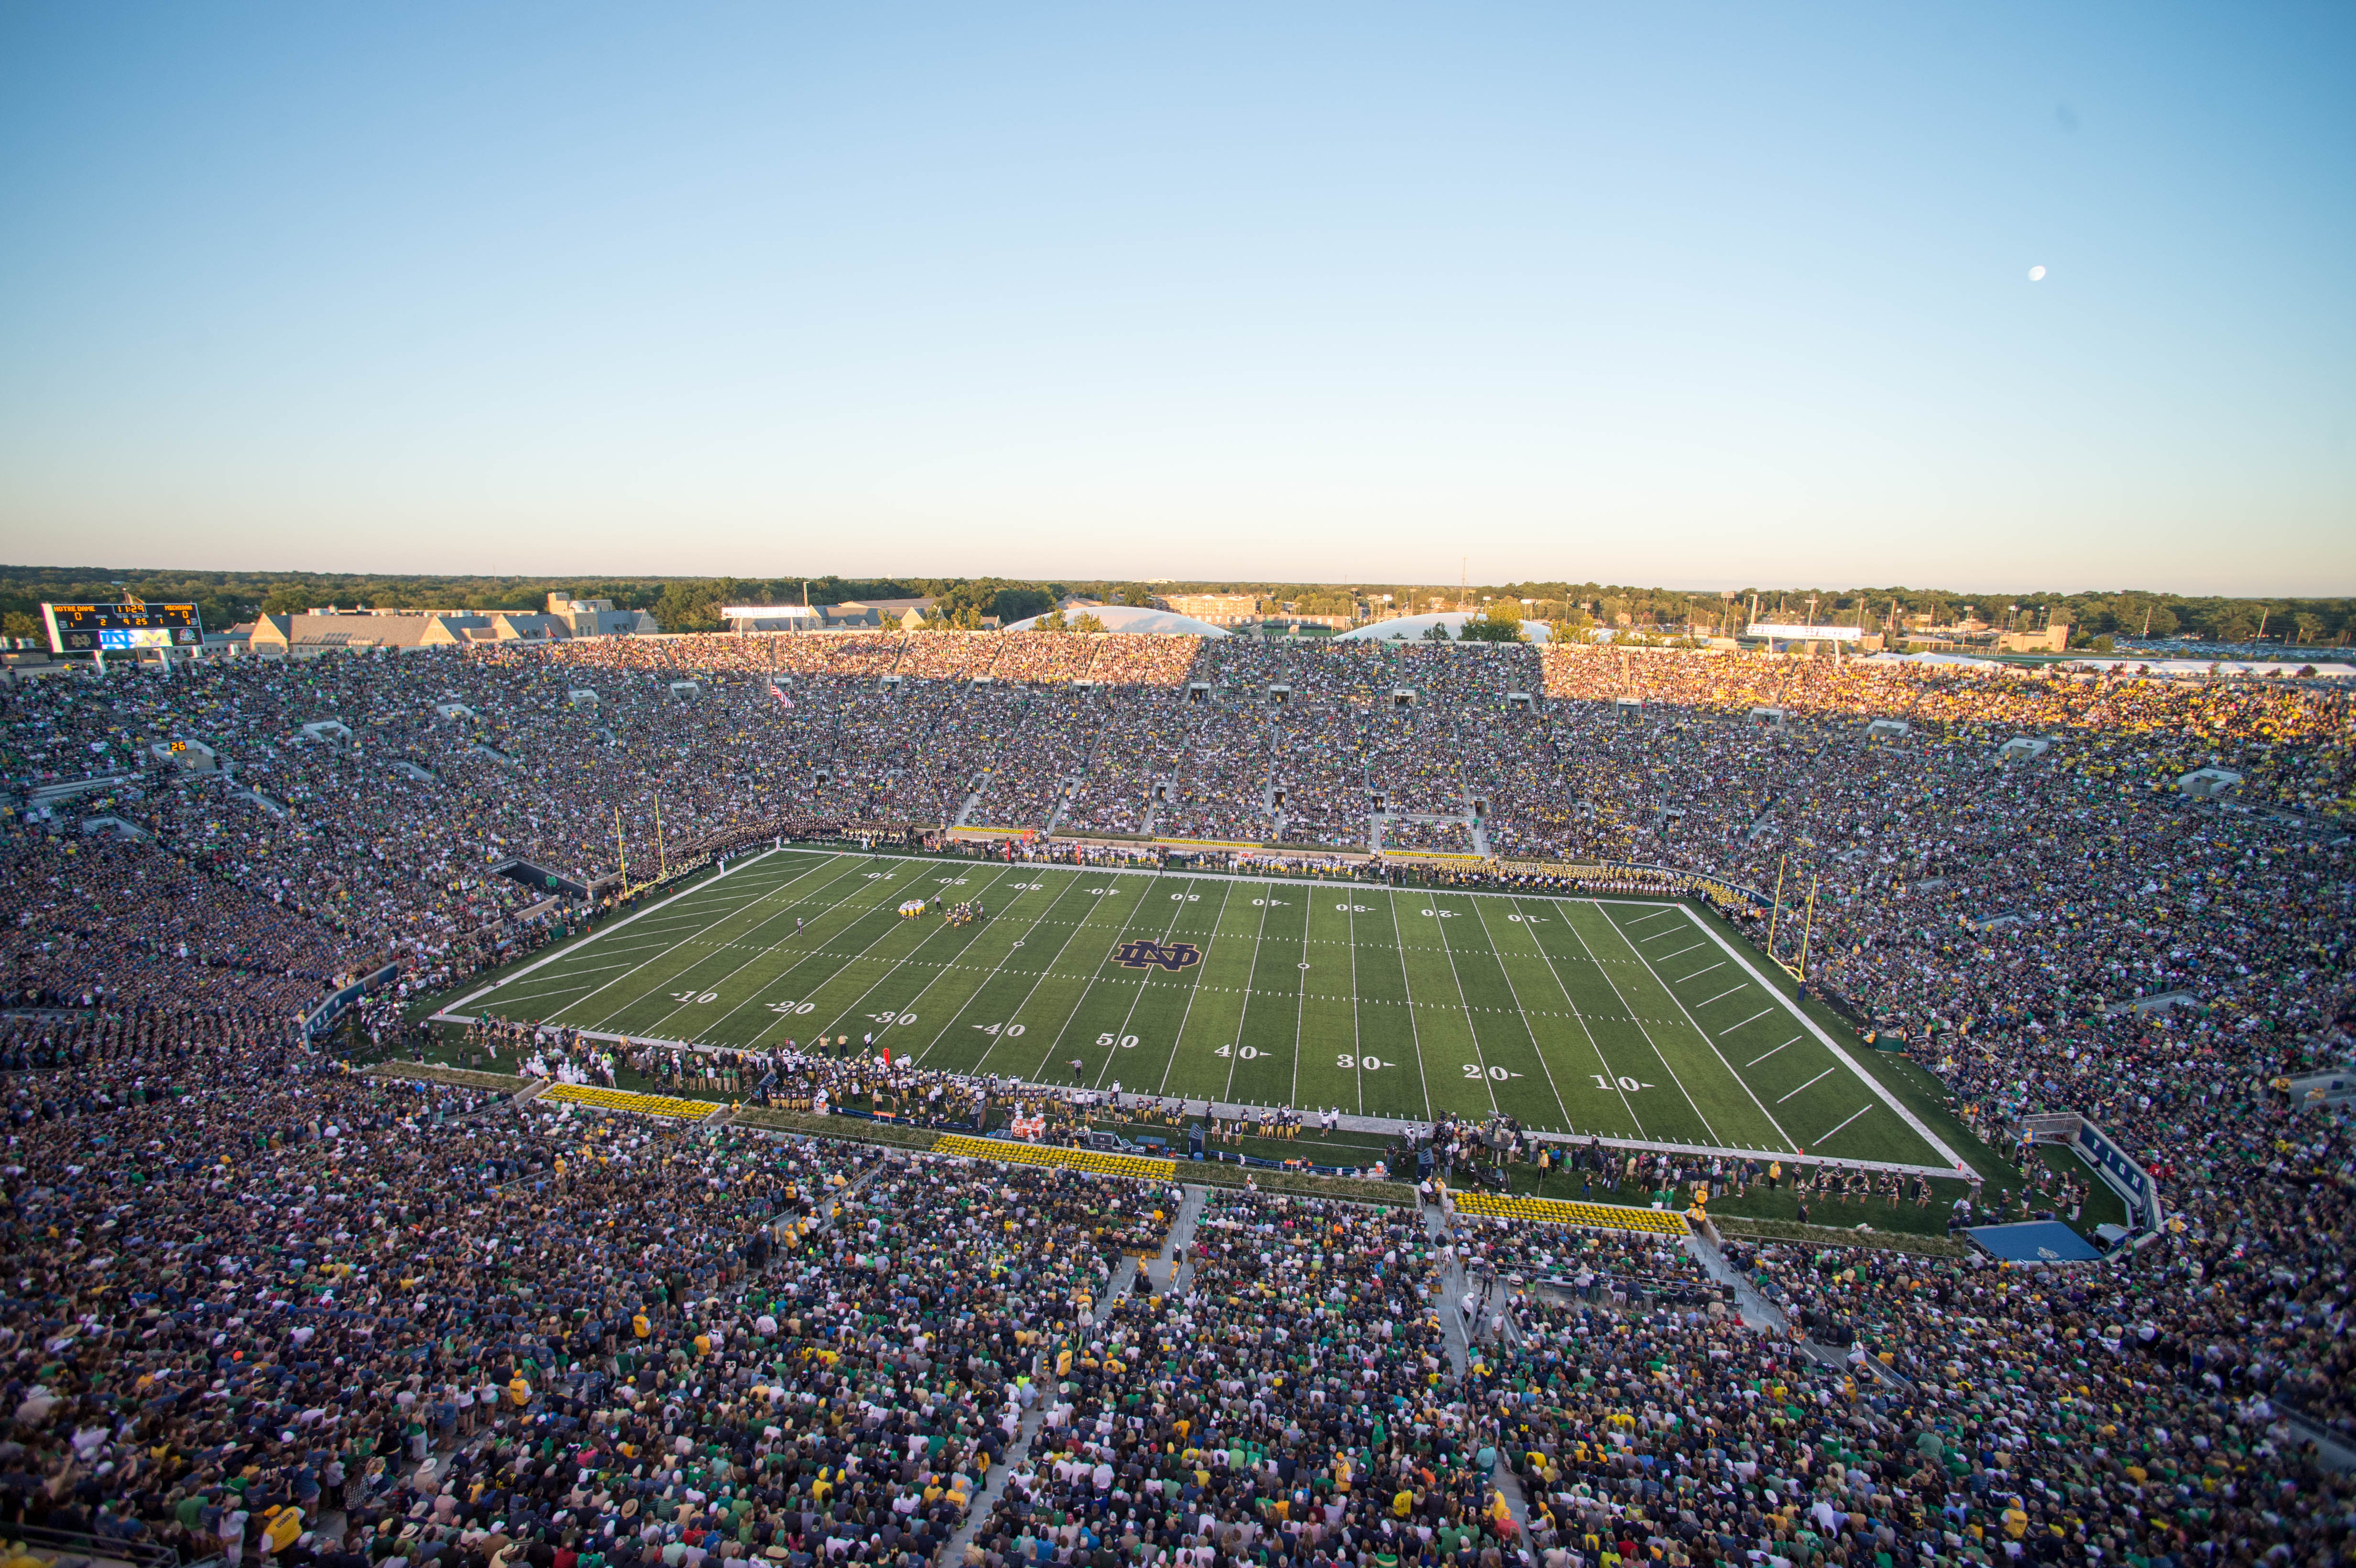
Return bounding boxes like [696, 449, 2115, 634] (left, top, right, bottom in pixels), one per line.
[1335, 1054, 1387, 1071]
[1096, 1033, 1142, 1049]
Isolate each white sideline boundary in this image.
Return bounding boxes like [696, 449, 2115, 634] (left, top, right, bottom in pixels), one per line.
[436, 847, 809, 1020]
[1674, 903, 1973, 1173]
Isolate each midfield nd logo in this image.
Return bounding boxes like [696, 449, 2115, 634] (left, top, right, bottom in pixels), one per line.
[1112, 938, 1203, 972]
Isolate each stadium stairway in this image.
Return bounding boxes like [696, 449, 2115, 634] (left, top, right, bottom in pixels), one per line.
[1425, 1202, 1536, 1552]
[1683, 1228, 1787, 1331]
[943, 1187, 1208, 1564]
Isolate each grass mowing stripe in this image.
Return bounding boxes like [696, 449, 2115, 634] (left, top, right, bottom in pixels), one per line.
[692, 859, 952, 1045]
[1346, 894, 1429, 1122]
[1544, 904, 1726, 1148]
[598, 857, 927, 1041]
[1157, 884, 1259, 1102]
[1008, 875, 1167, 1087]
[1388, 889, 1492, 1122]
[572, 851, 879, 1031]
[1776, 1066, 1837, 1104]
[1596, 902, 1799, 1152]
[628, 867, 927, 1042]
[1146, 883, 1249, 1101]
[1226, 885, 1310, 1110]
[1484, 898, 1646, 1140]
[1431, 893, 1572, 1133]
[951, 872, 1123, 1077]
[1815, 1104, 1874, 1148]
[1032, 873, 1200, 1094]
[1016, 878, 1168, 1087]
[783, 863, 1035, 1056]
[671, 861, 1016, 1050]
[1292, 893, 1365, 1117]
[544, 852, 862, 1032]
[1511, 902, 1674, 1143]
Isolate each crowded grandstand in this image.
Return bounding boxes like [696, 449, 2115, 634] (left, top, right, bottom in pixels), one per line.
[2, 629, 2351, 1568]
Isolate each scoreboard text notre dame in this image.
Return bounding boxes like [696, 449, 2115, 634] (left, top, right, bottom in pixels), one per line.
[41, 603, 205, 654]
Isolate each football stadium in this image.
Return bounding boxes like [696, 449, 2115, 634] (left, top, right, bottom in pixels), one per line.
[4, 626, 2352, 1568]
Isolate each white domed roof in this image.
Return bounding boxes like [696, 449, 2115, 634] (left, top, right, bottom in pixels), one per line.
[1332, 612, 1551, 642]
[1001, 604, 1230, 637]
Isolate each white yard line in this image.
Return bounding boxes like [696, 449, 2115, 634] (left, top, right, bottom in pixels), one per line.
[1746, 1036, 1801, 1068]
[1815, 1105, 1874, 1147]
[1382, 893, 1438, 1125]
[1508, 897, 1647, 1138]
[1716, 1007, 1773, 1036]
[1219, 889, 1279, 1104]
[1403, 890, 1499, 1118]
[1775, 1066, 1837, 1104]
[1152, 882, 1237, 1099]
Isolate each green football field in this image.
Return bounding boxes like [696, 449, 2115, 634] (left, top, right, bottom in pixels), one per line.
[447, 849, 1962, 1173]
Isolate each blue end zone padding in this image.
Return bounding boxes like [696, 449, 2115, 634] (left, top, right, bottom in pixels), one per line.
[1966, 1220, 2104, 1263]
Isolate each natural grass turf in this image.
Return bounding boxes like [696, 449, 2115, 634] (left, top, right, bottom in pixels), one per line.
[443, 848, 1962, 1173]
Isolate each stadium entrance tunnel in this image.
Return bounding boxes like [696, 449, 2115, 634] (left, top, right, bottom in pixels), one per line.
[488, 857, 589, 900]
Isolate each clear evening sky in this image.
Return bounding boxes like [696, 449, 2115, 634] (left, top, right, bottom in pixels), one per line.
[0, 4, 2349, 592]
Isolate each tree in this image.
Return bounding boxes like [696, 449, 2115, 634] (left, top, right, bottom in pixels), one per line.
[1457, 603, 1528, 643]
[1547, 607, 1596, 645]
[1115, 584, 1156, 608]
[991, 585, 1056, 623]
[1034, 607, 1069, 632]
[261, 584, 314, 617]
[2, 610, 39, 640]
[653, 580, 729, 633]
[1421, 621, 1453, 642]
[1069, 611, 1109, 633]
[2206, 607, 2258, 644]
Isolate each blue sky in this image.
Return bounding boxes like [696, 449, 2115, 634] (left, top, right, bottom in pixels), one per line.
[0, 3, 2348, 592]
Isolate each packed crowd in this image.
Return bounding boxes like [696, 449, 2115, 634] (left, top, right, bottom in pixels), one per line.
[5, 631, 2356, 1568]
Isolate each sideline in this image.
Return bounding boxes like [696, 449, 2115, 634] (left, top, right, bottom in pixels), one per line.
[1675, 903, 1973, 1174]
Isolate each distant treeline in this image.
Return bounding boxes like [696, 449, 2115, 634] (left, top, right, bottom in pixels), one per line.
[0, 565, 2345, 648]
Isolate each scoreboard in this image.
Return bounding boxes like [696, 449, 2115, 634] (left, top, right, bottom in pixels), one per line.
[42, 602, 205, 654]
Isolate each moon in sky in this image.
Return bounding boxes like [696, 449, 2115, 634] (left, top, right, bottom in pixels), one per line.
[2029, 264, 2048, 281]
